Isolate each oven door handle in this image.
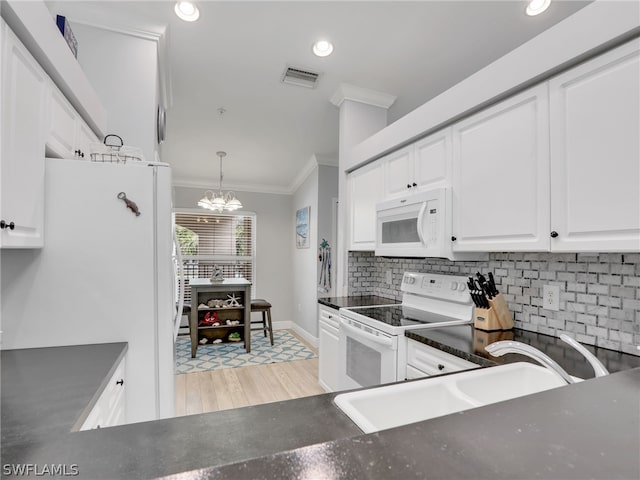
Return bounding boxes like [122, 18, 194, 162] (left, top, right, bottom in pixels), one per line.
[339, 318, 395, 348]
[416, 201, 427, 246]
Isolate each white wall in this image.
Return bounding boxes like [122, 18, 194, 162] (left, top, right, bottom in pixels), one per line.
[72, 24, 158, 163]
[173, 186, 293, 326]
[317, 165, 338, 296]
[291, 167, 319, 339]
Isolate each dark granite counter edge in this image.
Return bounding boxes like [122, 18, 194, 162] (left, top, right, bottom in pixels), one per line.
[405, 330, 497, 367]
[70, 343, 128, 432]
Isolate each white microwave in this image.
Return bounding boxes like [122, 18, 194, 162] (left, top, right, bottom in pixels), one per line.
[375, 188, 447, 258]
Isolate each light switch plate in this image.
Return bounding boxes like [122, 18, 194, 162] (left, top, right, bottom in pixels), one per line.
[543, 285, 560, 311]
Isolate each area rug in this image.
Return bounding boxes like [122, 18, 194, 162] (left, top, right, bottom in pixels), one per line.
[175, 330, 317, 374]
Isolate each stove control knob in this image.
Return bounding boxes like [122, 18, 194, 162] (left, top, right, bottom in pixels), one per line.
[450, 282, 458, 290]
[458, 283, 466, 292]
[405, 275, 415, 285]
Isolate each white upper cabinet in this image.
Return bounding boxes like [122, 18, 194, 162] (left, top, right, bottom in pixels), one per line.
[383, 146, 414, 198]
[413, 129, 450, 191]
[549, 39, 640, 252]
[382, 129, 451, 200]
[47, 80, 99, 159]
[451, 84, 551, 252]
[1, 21, 48, 248]
[348, 161, 385, 250]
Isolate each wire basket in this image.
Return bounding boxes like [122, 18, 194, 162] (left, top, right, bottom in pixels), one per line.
[90, 134, 145, 164]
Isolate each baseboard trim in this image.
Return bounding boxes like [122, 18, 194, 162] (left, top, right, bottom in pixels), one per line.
[273, 321, 318, 348]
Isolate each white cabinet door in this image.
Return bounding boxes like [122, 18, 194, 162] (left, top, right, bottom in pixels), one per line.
[47, 82, 77, 158]
[549, 39, 640, 252]
[348, 161, 385, 250]
[413, 128, 450, 192]
[382, 145, 413, 199]
[318, 305, 340, 392]
[47, 81, 99, 160]
[406, 339, 479, 376]
[452, 84, 550, 252]
[75, 117, 99, 160]
[1, 23, 47, 248]
[80, 356, 126, 430]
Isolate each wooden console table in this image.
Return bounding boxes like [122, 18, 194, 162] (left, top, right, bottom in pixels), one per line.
[189, 278, 252, 357]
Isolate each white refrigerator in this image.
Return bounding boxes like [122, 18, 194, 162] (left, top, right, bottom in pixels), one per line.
[0, 158, 176, 423]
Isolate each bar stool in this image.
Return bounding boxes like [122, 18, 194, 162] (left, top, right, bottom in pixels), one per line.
[250, 299, 274, 346]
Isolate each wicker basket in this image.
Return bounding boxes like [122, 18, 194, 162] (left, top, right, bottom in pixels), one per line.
[90, 134, 145, 164]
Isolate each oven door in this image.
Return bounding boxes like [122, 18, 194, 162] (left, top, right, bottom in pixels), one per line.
[338, 316, 398, 390]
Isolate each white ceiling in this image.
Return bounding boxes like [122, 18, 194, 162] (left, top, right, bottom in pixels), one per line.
[49, 1, 590, 193]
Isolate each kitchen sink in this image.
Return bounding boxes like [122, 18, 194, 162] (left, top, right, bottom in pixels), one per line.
[334, 362, 581, 433]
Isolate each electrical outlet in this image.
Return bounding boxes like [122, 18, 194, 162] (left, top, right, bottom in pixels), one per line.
[543, 285, 560, 311]
[386, 270, 393, 284]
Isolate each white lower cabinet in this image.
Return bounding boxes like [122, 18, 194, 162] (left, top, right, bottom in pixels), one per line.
[80, 357, 126, 430]
[318, 305, 340, 392]
[405, 339, 479, 379]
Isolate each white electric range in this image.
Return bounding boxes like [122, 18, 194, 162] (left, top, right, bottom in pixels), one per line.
[337, 272, 474, 390]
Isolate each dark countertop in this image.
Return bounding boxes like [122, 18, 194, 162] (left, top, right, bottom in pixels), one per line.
[318, 295, 398, 310]
[406, 326, 640, 379]
[4, 332, 640, 479]
[1, 343, 128, 448]
[1, 344, 361, 479]
[187, 367, 640, 480]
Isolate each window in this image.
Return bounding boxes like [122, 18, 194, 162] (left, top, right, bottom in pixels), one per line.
[175, 211, 256, 303]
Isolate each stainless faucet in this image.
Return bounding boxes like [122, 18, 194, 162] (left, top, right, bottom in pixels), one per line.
[559, 333, 609, 377]
[485, 341, 575, 384]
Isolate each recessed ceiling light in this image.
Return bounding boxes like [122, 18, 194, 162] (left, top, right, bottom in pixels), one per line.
[313, 40, 334, 57]
[526, 0, 551, 16]
[174, 1, 200, 22]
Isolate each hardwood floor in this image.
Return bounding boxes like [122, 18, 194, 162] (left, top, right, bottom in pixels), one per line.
[175, 330, 325, 416]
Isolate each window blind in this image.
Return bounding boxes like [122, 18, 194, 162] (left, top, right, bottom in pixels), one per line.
[175, 212, 255, 303]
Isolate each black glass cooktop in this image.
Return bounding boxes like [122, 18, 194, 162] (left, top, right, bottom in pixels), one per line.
[346, 305, 464, 328]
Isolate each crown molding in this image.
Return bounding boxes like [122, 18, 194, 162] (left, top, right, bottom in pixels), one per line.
[172, 177, 293, 196]
[69, 19, 165, 42]
[288, 156, 319, 193]
[330, 83, 397, 109]
[315, 154, 339, 167]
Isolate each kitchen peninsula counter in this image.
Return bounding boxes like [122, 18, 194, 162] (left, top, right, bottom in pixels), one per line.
[3, 341, 639, 479]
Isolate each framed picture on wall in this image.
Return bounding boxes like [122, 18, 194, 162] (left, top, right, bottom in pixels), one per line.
[296, 206, 310, 248]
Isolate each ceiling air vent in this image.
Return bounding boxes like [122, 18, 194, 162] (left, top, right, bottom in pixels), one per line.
[281, 66, 320, 89]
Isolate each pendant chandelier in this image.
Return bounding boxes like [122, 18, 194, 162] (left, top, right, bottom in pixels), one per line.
[197, 151, 243, 212]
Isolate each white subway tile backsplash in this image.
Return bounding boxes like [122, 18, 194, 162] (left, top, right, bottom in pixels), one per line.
[348, 251, 640, 356]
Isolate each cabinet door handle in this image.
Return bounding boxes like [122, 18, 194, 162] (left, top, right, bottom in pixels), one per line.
[116, 379, 124, 386]
[407, 184, 411, 189]
[0, 220, 15, 230]
[438, 364, 445, 371]
[550, 231, 559, 238]
[451, 236, 457, 242]
[412, 182, 417, 187]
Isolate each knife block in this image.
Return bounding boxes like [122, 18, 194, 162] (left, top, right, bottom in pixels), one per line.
[473, 329, 515, 355]
[473, 294, 514, 331]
